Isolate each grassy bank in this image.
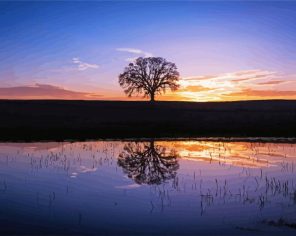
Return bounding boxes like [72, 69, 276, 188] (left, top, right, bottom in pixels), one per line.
[0, 100, 295, 141]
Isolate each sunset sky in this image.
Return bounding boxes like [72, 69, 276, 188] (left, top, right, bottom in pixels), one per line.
[0, 1, 296, 101]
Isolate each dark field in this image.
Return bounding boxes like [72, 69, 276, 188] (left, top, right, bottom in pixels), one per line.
[0, 100, 295, 141]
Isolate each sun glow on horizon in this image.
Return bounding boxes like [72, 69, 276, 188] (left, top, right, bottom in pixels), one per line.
[1, 68, 296, 101]
[160, 69, 296, 102]
[0, 2, 295, 101]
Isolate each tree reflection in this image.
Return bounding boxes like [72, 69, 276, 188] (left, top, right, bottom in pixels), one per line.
[118, 141, 179, 185]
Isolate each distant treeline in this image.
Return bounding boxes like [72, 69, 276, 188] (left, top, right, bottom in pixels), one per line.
[0, 100, 295, 141]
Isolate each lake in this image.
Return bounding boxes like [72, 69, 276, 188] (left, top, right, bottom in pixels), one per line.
[0, 140, 295, 235]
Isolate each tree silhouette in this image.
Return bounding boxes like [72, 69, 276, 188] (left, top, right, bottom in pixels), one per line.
[118, 141, 179, 185]
[119, 57, 180, 102]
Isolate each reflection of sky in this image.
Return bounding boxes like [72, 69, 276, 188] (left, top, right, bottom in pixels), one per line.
[0, 2, 296, 101]
[167, 141, 296, 168]
[0, 141, 296, 234]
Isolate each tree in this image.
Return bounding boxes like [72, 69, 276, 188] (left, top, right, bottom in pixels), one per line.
[118, 141, 179, 185]
[119, 57, 180, 102]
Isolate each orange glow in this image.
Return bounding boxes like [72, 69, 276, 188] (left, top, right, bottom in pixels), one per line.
[157, 69, 296, 101]
[156, 141, 296, 168]
[1, 69, 296, 101]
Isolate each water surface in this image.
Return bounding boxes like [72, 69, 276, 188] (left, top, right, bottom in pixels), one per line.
[0, 140, 295, 235]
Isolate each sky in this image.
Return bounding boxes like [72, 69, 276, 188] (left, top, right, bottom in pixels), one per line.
[0, 1, 296, 101]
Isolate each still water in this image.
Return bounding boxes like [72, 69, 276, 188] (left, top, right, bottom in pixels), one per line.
[0, 140, 295, 235]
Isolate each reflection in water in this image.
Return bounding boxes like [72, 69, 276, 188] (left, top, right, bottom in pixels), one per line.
[118, 141, 179, 184]
[0, 140, 296, 235]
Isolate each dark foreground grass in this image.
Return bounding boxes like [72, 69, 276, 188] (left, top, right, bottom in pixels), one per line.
[0, 99, 295, 141]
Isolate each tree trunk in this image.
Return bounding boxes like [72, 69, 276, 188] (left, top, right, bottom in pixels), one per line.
[150, 92, 155, 102]
[149, 140, 155, 150]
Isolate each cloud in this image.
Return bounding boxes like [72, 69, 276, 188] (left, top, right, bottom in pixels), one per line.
[182, 75, 217, 81]
[116, 48, 153, 62]
[223, 88, 296, 98]
[72, 57, 99, 71]
[179, 85, 214, 92]
[231, 74, 273, 82]
[231, 77, 255, 82]
[257, 80, 286, 85]
[231, 70, 276, 82]
[0, 84, 102, 100]
[180, 69, 279, 86]
[181, 70, 276, 84]
[233, 70, 264, 77]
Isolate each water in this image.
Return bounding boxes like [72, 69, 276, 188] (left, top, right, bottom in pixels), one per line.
[0, 140, 295, 235]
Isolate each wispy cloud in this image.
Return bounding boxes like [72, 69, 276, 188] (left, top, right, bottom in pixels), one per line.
[222, 88, 296, 98]
[179, 85, 214, 93]
[181, 70, 276, 85]
[72, 57, 99, 71]
[257, 80, 286, 85]
[231, 70, 276, 82]
[182, 75, 217, 81]
[116, 48, 153, 62]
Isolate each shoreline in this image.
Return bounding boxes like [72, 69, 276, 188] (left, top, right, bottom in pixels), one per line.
[1, 137, 296, 144]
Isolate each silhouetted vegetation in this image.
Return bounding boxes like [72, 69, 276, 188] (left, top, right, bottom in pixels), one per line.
[0, 100, 295, 141]
[119, 57, 179, 102]
[118, 141, 179, 184]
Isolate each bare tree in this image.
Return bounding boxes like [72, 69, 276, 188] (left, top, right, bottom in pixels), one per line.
[118, 141, 179, 185]
[119, 57, 180, 102]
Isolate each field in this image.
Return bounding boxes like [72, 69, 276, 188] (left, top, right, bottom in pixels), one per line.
[0, 100, 295, 141]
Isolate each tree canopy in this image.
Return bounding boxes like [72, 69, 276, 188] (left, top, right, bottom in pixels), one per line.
[119, 57, 180, 102]
[118, 141, 179, 185]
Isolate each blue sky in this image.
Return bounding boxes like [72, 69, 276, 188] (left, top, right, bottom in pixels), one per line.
[0, 1, 296, 100]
